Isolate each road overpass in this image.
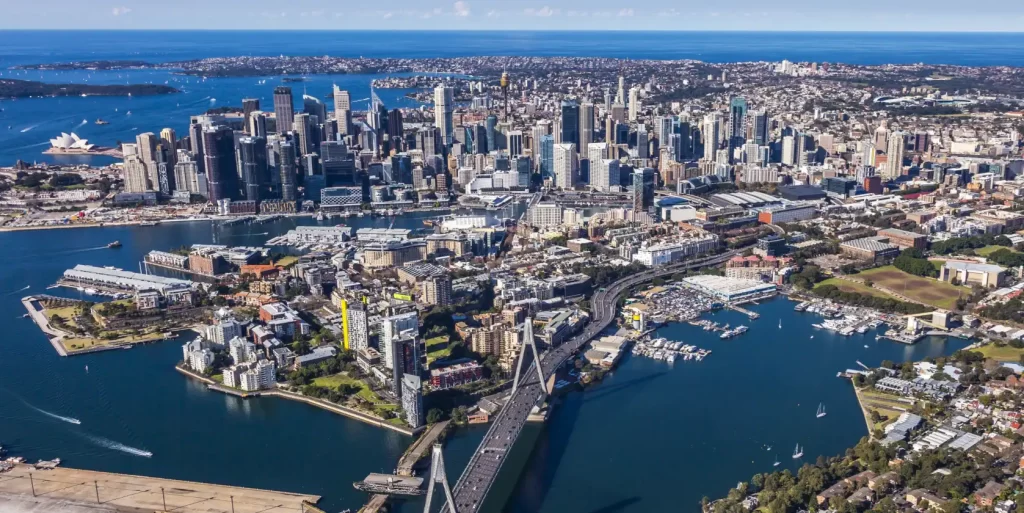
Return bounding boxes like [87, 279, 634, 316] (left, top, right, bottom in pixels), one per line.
[444, 250, 739, 512]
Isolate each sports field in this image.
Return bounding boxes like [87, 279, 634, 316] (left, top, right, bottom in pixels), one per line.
[858, 265, 968, 310]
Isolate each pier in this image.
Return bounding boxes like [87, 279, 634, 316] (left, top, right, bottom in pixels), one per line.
[0, 464, 320, 513]
[726, 303, 760, 319]
[356, 420, 450, 513]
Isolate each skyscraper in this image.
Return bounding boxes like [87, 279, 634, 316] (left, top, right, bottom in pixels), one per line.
[333, 86, 351, 136]
[539, 135, 555, 179]
[632, 168, 655, 213]
[728, 97, 748, 150]
[202, 126, 239, 202]
[173, 150, 200, 195]
[272, 87, 294, 136]
[560, 100, 580, 149]
[886, 131, 906, 178]
[593, 158, 618, 192]
[248, 111, 267, 138]
[434, 85, 454, 147]
[628, 86, 641, 122]
[485, 114, 498, 153]
[507, 130, 524, 157]
[321, 141, 356, 186]
[239, 137, 268, 202]
[553, 143, 577, 189]
[293, 113, 314, 155]
[579, 102, 595, 151]
[751, 110, 770, 146]
[303, 94, 327, 123]
[702, 114, 722, 162]
[277, 140, 298, 201]
[242, 98, 260, 134]
[782, 135, 796, 166]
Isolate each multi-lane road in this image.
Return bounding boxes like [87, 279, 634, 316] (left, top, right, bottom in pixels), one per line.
[444, 250, 739, 512]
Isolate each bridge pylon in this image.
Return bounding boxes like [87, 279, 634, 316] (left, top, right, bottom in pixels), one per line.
[423, 444, 457, 513]
[511, 317, 547, 396]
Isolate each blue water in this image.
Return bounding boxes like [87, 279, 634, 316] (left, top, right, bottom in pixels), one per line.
[2, 30, 1023, 165]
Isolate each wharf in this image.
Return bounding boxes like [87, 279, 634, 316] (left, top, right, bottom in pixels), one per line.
[0, 463, 320, 513]
[358, 420, 450, 513]
[21, 296, 67, 357]
[726, 303, 760, 319]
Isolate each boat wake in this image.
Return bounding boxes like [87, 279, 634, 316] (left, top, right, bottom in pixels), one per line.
[5, 285, 30, 295]
[20, 124, 38, 133]
[26, 404, 81, 425]
[86, 435, 152, 458]
[73, 119, 88, 129]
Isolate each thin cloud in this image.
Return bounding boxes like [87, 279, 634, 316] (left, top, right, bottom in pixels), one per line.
[618, 8, 635, 17]
[524, 6, 558, 17]
[111, 7, 131, 16]
[453, 1, 470, 17]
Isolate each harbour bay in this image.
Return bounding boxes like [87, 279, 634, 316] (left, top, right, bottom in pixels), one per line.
[0, 213, 970, 511]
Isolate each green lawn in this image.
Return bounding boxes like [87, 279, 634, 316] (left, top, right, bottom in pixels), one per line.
[858, 265, 969, 310]
[815, 278, 896, 300]
[274, 255, 299, 268]
[313, 373, 384, 403]
[972, 343, 1024, 362]
[975, 245, 1017, 257]
[426, 336, 450, 350]
[426, 336, 453, 365]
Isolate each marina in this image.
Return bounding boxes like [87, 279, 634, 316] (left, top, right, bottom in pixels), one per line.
[631, 337, 712, 364]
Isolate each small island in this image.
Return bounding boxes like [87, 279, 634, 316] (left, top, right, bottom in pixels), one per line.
[10, 60, 155, 71]
[0, 78, 179, 99]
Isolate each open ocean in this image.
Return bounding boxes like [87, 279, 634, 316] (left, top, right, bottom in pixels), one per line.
[1, 30, 1023, 166]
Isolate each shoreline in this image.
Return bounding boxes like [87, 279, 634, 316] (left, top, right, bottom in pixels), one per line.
[850, 383, 876, 438]
[174, 365, 420, 436]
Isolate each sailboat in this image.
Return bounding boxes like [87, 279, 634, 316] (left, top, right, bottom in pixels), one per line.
[773, 457, 780, 467]
[792, 444, 803, 459]
[816, 403, 827, 418]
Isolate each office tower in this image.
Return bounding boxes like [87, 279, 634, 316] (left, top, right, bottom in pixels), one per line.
[781, 136, 796, 166]
[400, 374, 423, 428]
[303, 95, 327, 125]
[202, 125, 239, 202]
[417, 127, 438, 158]
[616, 75, 625, 104]
[321, 141, 356, 186]
[133, 131, 158, 189]
[553, 143, 578, 189]
[388, 108, 404, 149]
[657, 116, 674, 146]
[913, 131, 930, 153]
[560, 100, 580, 149]
[507, 130, 524, 157]
[628, 86, 641, 122]
[579, 102, 595, 151]
[632, 168, 655, 212]
[391, 154, 413, 184]
[242, 98, 260, 134]
[242, 111, 265, 138]
[434, 85, 454, 147]
[539, 135, 555, 179]
[668, 133, 683, 162]
[702, 114, 721, 161]
[886, 131, 906, 178]
[238, 136, 268, 202]
[187, 122, 204, 160]
[513, 156, 532, 187]
[159, 128, 177, 156]
[605, 117, 616, 145]
[173, 150, 200, 194]
[874, 123, 890, 150]
[587, 142, 609, 165]
[277, 141, 297, 201]
[637, 130, 649, 159]
[273, 87, 294, 136]
[469, 125, 486, 154]
[333, 86, 351, 136]
[593, 158, 618, 192]
[728, 97, 748, 150]
[293, 113, 314, 155]
[796, 133, 810, 166]
[610, 103, 626, 124]
[677, 120, 693, 160]
[752, 110, 770, 146]
[485, 114, 498, 153]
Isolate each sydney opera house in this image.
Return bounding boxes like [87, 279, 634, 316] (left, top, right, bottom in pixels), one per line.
[44, 132, 120, 157]
[48, 132, 95, 152]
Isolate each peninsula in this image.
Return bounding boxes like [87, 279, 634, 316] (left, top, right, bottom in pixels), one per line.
[0, 78, 179, 99]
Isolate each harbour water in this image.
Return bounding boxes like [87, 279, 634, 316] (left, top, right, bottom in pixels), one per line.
[503, 299, 969, 513]
[4, 30, 1024, 166]
[0, 216, 972, 511]
[0, 213, 496, 512]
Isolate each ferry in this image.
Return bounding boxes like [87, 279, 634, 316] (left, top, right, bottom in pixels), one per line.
[107, 240, 122, 248]
[794, 302, 809, 312]
[95, 118, 109, 125]
[138, 221, 159, 226]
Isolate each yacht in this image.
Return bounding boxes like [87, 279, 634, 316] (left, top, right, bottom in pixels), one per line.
[816, 403, 827, 418]
[773, 457, 780, 467]
[792, 444, 804, 459]
[778, 319, 782, 329]
[107, 240, 121, 248]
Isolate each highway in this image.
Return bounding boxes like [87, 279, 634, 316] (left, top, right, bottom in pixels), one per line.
[444, 250, 739, 512]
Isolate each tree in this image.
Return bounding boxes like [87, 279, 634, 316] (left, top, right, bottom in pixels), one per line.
[426, 408, 444, 424]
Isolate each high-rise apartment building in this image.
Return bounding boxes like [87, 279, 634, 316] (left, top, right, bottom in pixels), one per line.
[553, 143, 578, 189]
[333, 86, 351, 135]
[434, 85, 454, 147]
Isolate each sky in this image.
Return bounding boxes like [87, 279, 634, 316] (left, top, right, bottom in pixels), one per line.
[5, 0, 1024, 31]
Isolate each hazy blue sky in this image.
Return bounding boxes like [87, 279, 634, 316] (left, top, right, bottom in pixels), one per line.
[6, 1, 1024, 31]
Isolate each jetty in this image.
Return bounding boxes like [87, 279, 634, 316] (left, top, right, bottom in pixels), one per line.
[21, 296, 67, 356]
[357, 420, 451, 513]
[0, 463, 320, 513]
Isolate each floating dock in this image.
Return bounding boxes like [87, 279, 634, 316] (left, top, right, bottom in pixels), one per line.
[0, 464, 320, 513]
